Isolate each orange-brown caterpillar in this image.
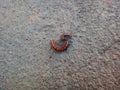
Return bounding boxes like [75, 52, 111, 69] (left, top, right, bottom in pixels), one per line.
[51, 40, 69, 51]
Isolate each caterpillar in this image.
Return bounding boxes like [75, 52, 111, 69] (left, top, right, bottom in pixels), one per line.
[51, 40, 69, 51]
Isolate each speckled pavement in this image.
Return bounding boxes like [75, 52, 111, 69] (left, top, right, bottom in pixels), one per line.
[0, 0, 120, 90]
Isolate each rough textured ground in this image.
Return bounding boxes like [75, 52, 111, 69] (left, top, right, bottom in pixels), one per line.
[0, 0, 120, 90]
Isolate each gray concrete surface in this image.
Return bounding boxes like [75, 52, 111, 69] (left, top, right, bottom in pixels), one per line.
[0, 0, 120, 90]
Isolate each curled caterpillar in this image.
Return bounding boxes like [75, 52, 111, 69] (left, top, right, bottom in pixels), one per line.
[51, 40, 69, 51]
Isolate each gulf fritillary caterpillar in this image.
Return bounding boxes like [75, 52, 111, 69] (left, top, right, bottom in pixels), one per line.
[51, 40, 69, 51]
